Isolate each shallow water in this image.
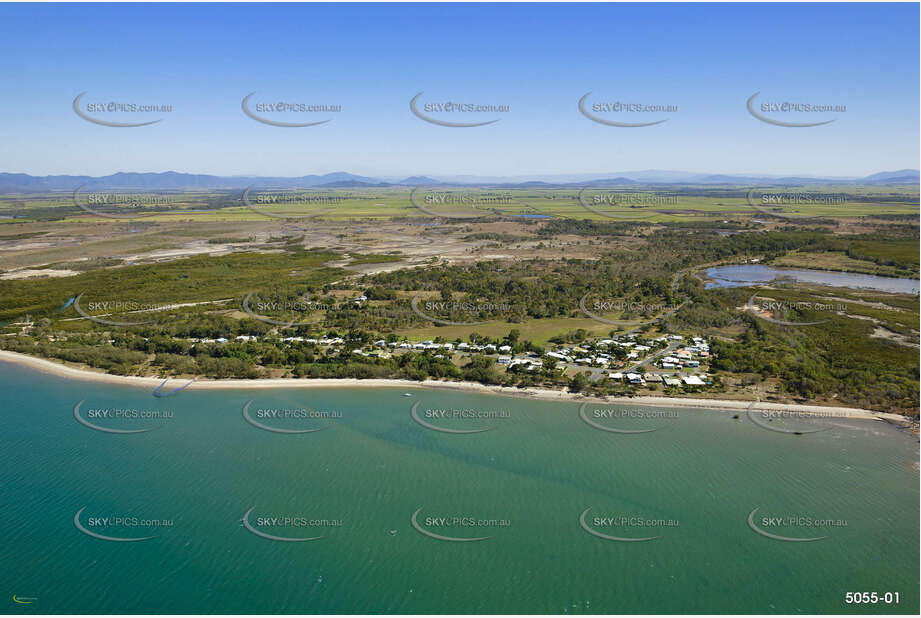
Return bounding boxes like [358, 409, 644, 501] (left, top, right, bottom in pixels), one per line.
[1, 360, 917, 614]
[705, 264, 919, 295]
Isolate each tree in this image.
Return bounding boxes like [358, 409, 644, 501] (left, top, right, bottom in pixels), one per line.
[569, 372, 589, 393]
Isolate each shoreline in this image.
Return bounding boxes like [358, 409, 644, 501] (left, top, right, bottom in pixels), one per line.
[0, 349, 908, 422]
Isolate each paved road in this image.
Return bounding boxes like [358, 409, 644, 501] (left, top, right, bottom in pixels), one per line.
[627, 341, 682, 372]
[556, 341, 683, 382]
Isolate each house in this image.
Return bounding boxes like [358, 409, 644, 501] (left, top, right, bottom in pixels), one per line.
[374, 339, 387, 347]
[510, 358, 543, 370]
[644, 373, 663, 383]
[485, 344, 497, 352]
[497, 355, 512, 365]
[685, 360, 700, 368]
[609, 372, 624, 380]
[682, 375, 705, 386]
[498, 345, 512, 353]
[626, 372, 645, 385]
[458, 342, 470, 350]
[663, 376, 682, 387]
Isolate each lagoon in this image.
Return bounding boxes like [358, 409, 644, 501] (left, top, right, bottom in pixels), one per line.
[705, 264, 919, 295]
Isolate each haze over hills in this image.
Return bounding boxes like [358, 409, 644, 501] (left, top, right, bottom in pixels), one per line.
[0, 169, 917, 193]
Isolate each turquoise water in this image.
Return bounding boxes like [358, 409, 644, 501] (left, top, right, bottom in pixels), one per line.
[1, 360, 918, 614]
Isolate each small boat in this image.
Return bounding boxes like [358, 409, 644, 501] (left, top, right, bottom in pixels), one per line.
[403, 393, 413, 397]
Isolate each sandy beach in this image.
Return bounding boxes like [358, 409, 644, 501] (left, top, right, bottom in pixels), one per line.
[0, 349, 906, 421]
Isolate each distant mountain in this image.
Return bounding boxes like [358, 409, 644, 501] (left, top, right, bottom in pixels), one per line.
[579, 177, 638, 186]
[397, 176, 442, 185]
[0, 169, 916, 193]
[860, 169, 920, 184]
[0, 171, 383, 193]
[316, 180, 393, 188]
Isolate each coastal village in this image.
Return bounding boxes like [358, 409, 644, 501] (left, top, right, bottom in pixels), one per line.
[176, 330, 714, 391]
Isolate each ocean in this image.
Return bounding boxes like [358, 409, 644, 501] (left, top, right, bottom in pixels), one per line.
[1, 360, 917, 614]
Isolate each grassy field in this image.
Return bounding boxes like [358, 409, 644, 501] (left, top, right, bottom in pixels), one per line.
[2, 184, 917, 223]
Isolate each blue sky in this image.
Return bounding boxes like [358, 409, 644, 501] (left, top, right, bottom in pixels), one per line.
[0, 2, 917, 178]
